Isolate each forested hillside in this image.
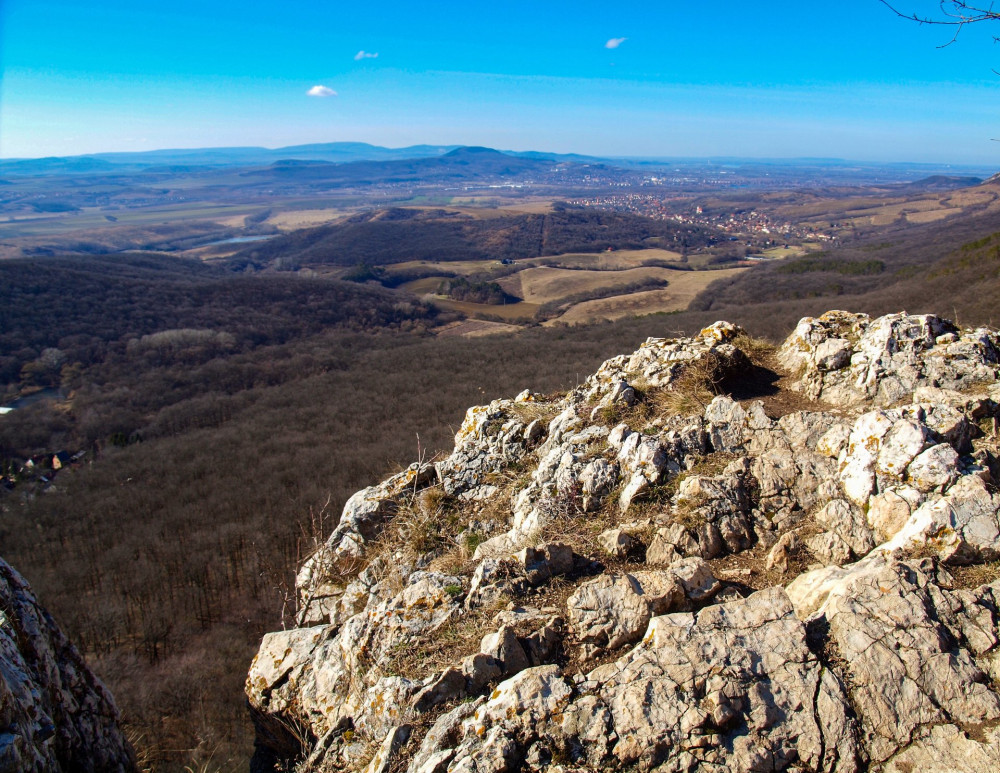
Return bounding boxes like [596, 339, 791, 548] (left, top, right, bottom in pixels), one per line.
[5, 192, 1000, 770]
[0, 253, 437, 396]
[227, 206, 718, 271]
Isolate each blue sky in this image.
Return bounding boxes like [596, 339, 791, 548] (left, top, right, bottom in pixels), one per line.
[2, 1, 1000, 163]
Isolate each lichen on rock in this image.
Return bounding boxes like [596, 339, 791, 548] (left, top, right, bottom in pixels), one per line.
[249, 311, 1000, 773]
[0, 557, 135, 773]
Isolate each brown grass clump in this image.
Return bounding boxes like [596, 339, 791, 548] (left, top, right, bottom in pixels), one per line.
[509, 397, 562, 425]
[946, 558, 1000, 589]
[534, 485, 618, 557]
[381, 596, 508, 680]
[364, 485, 469, 569]
[592, 394, 654, 431]
[731, 333, 777, 367]
[648, 353, 728, 418]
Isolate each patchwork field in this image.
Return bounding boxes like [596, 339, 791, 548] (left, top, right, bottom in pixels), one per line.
[498, 266, 675, 304]
[385, 247, 685, 280]
[905, 209, 956, 224]
[759, 183, 1000, 235]
[266, 208, 351, 229]
[544, 266, 748, 325]
[399, 259, 746, 326]
[428, 297, 541, 320]
[435, 319, 522, 337]
[518, 247, 684, 270]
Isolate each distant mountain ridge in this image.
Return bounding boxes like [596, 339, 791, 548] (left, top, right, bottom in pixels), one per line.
[0, 143, 467, 175]
[0, 143, 612, 176]
[236, 145, 590, 186]
[1, 143, 992, 182]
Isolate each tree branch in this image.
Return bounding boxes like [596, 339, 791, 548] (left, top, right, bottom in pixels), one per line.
[878, 1, 1000, 46]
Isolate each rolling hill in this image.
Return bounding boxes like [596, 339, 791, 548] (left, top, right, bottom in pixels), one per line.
[226, 204, 720, 271]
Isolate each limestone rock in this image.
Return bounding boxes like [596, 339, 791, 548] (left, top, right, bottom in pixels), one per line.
[250, 310, 1000, 772]
[779, 311, 1000, 406]
[815, 498, 875, 558]
[880, 474, 1000, 563]
[363, 725, 411, 773]
[568, 560, 719, 651]
[587, 587, 860, 772]
[567, 574, 650, 650]
[480, 626, 530, 678]
[435, 400, 531, 499]
[0, 557, 135, 773]
[819, 559, 1000, 764]
[765, 530, 802, 573]
[597, 527, 640, 558]
[882, 723, 1000, 773]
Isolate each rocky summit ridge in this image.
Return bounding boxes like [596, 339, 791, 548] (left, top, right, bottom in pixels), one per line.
[247, 310, 1000, 773]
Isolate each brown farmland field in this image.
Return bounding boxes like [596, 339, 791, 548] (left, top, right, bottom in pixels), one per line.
[435, 319, 522, 337]
[431, 297, 540, 319]
[544, 266, 748, 325]
[517, 247, 684, 270]
[499, 266, 676, 304]
[384, 248, 683, 280]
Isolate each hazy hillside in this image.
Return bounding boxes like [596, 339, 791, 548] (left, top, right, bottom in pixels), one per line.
[0, 253, 439, 396]
[0, 142, 463, 175]
[227, 205, 718, 271]
[690, 197, 1000, 318]
[5, 178, 1000, 771]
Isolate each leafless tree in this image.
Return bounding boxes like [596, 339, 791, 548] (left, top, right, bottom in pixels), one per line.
[879, 2, 1000, 45]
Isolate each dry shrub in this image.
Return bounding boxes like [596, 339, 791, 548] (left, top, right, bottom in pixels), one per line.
[648, 353, 726, 418]
[381, 595, 508, 681]
[534, 484, 626, 558]
[731, 333, 776, 367]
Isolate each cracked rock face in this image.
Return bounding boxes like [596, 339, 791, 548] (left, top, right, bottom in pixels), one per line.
[0, 558, 135, 773]
[586, 587, 859, 773]
[250, 311, 1000, 773]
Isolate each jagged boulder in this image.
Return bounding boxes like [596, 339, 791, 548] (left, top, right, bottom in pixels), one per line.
[789, 556, 1000, 766]
[0, 558, 135, 773]
[583, 587, 860, 772]
[778, 310, 1000, 406]
[250, 311, 1000, 773]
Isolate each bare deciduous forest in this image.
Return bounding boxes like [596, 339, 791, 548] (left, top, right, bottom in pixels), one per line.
[4, 199, 1000, 769]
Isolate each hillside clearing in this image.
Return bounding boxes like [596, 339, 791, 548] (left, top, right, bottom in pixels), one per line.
[499, 266, 676, 304]
[544, 266, 748, 325]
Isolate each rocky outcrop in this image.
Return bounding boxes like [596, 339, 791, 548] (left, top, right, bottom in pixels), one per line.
[0, 557, 135, 772]
[249, 311, 1000, 773]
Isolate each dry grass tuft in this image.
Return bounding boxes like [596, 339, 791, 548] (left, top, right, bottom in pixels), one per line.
[648, 353, 727, 418]
[945, 558, 1000, 589]
[509, 397, 562, 425]
[731, 333, 777, 367]
[592, 394, 654, 431]
[381, 596, 509, 680]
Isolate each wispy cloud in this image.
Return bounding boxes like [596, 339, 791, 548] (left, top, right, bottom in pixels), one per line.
[354, 50, 379, 61]
[605, 37, 627, 49]
[307, 85, 337, 97]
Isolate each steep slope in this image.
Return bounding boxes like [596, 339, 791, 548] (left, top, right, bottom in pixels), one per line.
[0, 556, 135, 771]
[227, 207, 715, 271]
[247, 310, 1000, 772]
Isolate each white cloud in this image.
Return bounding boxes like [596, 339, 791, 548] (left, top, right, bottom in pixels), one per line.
[354, 50, 379, 61]
[307, 85, 337, 97]
[605, 37, 626, 49]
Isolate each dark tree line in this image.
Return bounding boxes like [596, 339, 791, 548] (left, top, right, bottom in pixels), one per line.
[0, 253, 439, 390]
[226, 207, 719, 271]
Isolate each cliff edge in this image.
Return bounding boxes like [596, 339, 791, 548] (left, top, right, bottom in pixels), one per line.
[248, 311, 1000, 773]
[0, 557, 135, 772]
